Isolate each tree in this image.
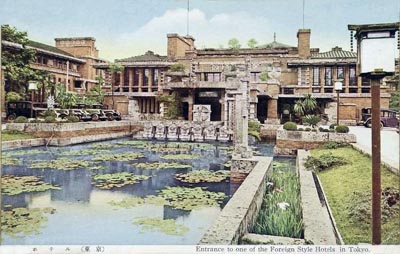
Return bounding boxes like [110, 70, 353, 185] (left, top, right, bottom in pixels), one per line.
[55, 84, 77, 109]
[228, 38, 241, 50]
[259, 71, 269, 82]
[169, 63, 185, 72]
[1, 25, 42, 100]
[108, 63, 124, 109]
[247, 38, 258, 48]
[302, 93, 317, 114]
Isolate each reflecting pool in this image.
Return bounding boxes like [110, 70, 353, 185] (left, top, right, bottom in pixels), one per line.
[1, 139, 282, 245]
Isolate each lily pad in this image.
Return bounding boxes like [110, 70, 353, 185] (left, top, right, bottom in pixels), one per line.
[117, 140, 150, 148]
[92, 172, 151, 189]
[89, 143, 125, 150]
[144, 195, 169, 206]
[93, 152, 145, 162]
[1, 175, 61, 196]
[175, 170, 230, 183]
[160, 154, 199, 160]
[134, 162, 191, 170]
[1, 155, 20, 166]
[158, 186, 226, 210]
[29, 158, 90, 170]
[61, 149, 111, 156]
[108, 196, 145, 208]
[133, 217, 189, 236]
[87, 165, 106, 171]
[3, 149, 49, 157]
[1, 207, 56, 238]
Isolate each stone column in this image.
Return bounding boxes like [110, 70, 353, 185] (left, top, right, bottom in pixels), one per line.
[119, 71, 124, 92]
[188, 89, 194, 121]
[128, 68, 133, 93]
[138, 68, 143, 93]
[267, 99, 278, 119]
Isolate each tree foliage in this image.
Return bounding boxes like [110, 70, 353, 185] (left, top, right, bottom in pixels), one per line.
[55, 84, 77, 109]
[170, 63, 186, 72]
[1, 25, 46, 99]
[228, 38, 241, 50]
[294, 93, 317, 117]
[247, 38, 258, 48]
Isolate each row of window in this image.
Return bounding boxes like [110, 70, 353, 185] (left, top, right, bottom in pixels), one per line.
[282, 87, 370, 94]
[36, 56, 79, 72]
[116, 68, 160, 88]
[312, 66, 357, 86]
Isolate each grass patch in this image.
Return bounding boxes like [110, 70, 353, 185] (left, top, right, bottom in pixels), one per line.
[1, 130, 35, 141]
[312, 147, 400, 244]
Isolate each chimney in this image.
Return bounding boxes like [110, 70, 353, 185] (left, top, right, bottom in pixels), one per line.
[167, 33, 195, 60]
[297, 29, 311, 59]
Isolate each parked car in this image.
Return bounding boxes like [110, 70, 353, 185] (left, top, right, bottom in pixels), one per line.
[6, 101, 55, 120]
[361, 107, 399, 128]
[82, 104, 122, 121]
[69, 109, 92, 121]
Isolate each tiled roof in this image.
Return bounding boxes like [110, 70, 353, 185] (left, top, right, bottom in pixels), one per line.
[116, 51, 167, 62]
[258, 41, 293, 49]
[312, 46, 356, 59]
[27, 40, 74, 57]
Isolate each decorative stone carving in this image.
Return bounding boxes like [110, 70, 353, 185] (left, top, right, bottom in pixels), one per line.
[155, 122, 165, 139]
[192, 124, 203, 141]
[204, 124, 216, 140]
[193, 105, 211, 122]
[143, 122, 153, 139]
[168, 123, 178, 140]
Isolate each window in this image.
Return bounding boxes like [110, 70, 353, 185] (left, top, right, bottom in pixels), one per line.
[204, 73, 221, 82]
[250, 72, 261, 82]
[143, 69, 150, 92]
[74, 81, 82, 88]
[337, 66, 344, 79]
[349, 66, 357, 86]
[312, 88, 321, 93]
[153, 69, 159, 87]
[325, 67, 332, 86]
[313, 67, 320, 86]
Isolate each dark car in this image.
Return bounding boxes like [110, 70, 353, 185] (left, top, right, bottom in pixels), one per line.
[74, 104, 107, 121]
[6, 101, 52, 120]
[361, 107, 399, 128]
[90, 104, 122, 121]
[69, 109, 92, 121]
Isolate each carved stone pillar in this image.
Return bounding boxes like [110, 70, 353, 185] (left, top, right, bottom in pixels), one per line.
[138, 68, 143, 93]
[119, 71, 124, 92]
[128, 68, 133, 93]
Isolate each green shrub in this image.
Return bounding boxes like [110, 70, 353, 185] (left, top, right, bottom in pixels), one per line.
[298, 128, 304, 131]
[14, 116, 28, 123]
[6, 92, 23, 102]
[329, 124, 337, 129]
[44, 116, 57, 123]
[248, 130, 261, 141]
[2, 129, 24, 135]
[248, 120, 261, 132]
[304, 153, 347, 172]
[311, 129, 317, 132]
[322, 141, 348, 149]
[305, 127, 311, 131]
[169, 63, 185, 72]
[320, 128, 330, 133]
[67, 116, 80, 123]
[303, 114, 320, 128]
[335, 125, 349, 133]
[29, 118, 43, 123]
[283, 121, 297, 131]
[44, 110, 57, 118]
[329, 129, 335, 133]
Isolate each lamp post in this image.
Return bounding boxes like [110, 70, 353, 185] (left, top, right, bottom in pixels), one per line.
[28, 81, 38, 118]
[334, 80, 343, 125]
[349, 22, 398, 245]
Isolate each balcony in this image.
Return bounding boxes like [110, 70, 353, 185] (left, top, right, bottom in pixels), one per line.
[165, 81, 239, 89]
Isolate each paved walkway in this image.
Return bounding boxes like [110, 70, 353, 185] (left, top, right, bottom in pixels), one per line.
[349, 126, 399, 174]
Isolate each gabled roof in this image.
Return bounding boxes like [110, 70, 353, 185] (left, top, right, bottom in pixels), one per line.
[27, 40, 74, 57]
[312, 46, 356, 59]
[116, 51, 167, 62]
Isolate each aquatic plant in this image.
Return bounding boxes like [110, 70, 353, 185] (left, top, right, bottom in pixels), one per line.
[92, 172, 151, 189]
[160, 154, 199, 160]
[133, 217, 189, 236]
[1, 155, 20, 166]
[93, 152, 145, 162]
[1, 175, 61, 196]
[3, 149, 49, 157]
[175, 170, 230, 183]
[158, 186, 226, 210]
[1, 207, 56, 238]
[134, 162, 191, 170]
[252, 169, 303, 238]
[29, 158, 90, 170]
[108, 197, 145, 208]
[117, 140, 150, 148]
[89, 143, 125, 150]
[87, 165, 106, 171]
[61, 149, 111, 156]
[144, 195, 168, 206]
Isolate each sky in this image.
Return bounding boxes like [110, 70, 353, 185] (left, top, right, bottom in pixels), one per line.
[1, 0, 400, 61]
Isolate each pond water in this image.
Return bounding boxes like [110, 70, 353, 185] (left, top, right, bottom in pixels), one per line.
[1, 139, 290, 245]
